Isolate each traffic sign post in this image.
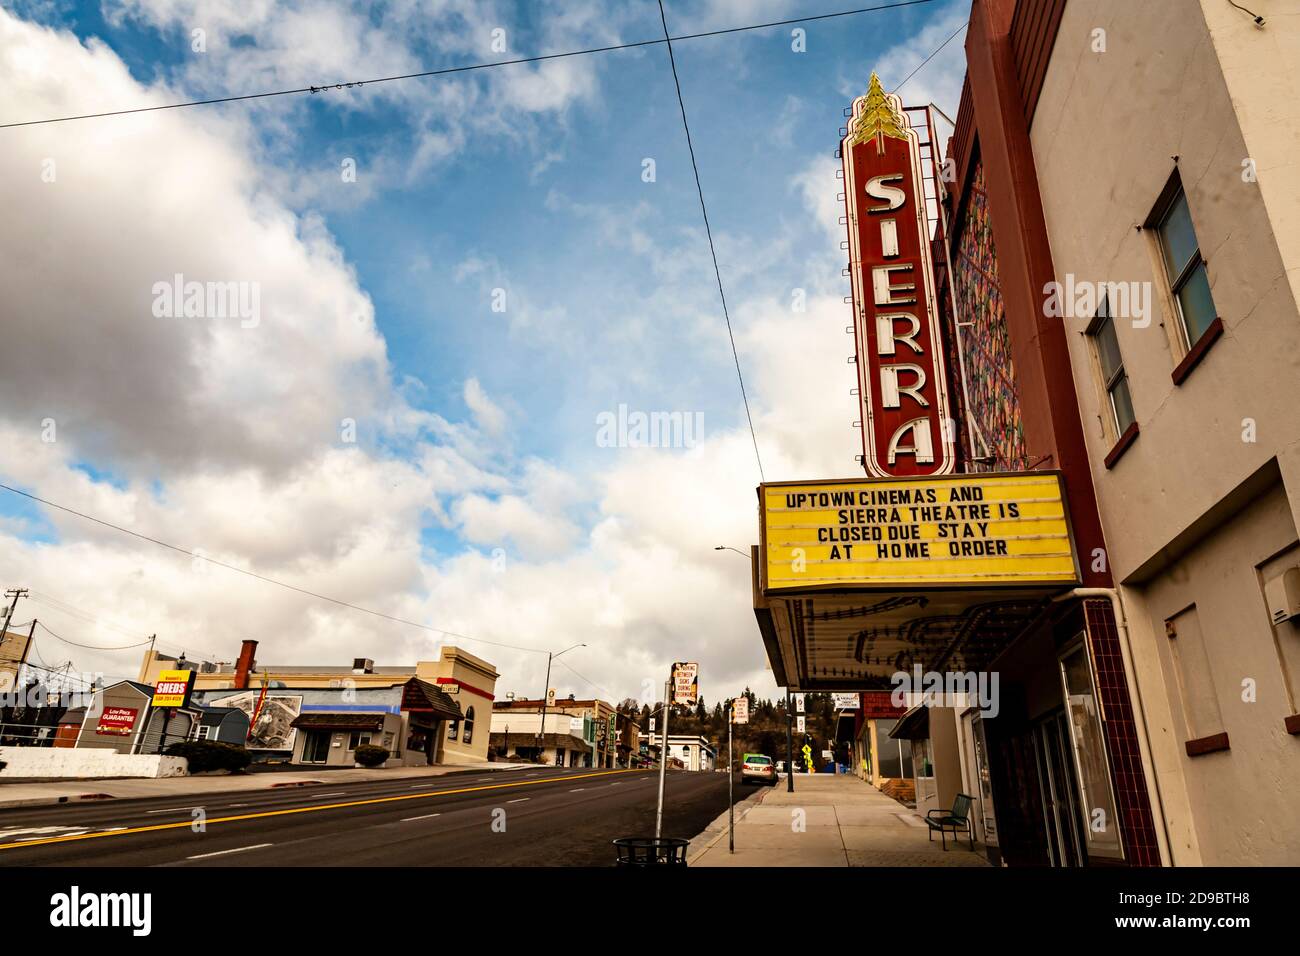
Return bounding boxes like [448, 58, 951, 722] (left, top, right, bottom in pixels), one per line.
[654, 677, 671, 840]
[727, 699, 734, 854]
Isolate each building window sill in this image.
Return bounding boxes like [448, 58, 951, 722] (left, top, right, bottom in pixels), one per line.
[1103, 421, 1140, 470]
[1184, 732, 1230, 757]
[1284, 714, 1300, 735]
[1171, 316, 1224, 386]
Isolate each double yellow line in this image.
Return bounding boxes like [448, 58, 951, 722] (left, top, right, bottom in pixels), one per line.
[0, 768, 644, 852]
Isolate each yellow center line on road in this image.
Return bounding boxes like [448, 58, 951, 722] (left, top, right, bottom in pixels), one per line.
[0, 768, 647, 852]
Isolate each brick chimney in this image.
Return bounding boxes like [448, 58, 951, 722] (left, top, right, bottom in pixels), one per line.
[234, 639, 258, 689]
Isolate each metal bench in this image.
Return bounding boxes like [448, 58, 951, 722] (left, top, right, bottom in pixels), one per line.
[926, 793, 975, 850]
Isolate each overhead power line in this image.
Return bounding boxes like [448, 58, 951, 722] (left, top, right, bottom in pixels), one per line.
[656, 0, 766, 482]
[0, 482, 545, 657]
[34, 620, 154, 653]
[0, 1, 933, 130]
[892, 20, 967, 94]
[556, 657, 614, 700]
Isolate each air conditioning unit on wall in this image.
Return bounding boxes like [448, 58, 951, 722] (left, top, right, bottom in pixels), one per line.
[1265, 567, 1300, 625]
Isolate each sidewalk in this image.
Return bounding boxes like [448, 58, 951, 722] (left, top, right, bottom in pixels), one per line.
[690, 773, 991, 867]
[0, 761, 540, 810]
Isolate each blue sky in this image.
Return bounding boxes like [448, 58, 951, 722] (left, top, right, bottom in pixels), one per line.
[0, 0, 969, 699]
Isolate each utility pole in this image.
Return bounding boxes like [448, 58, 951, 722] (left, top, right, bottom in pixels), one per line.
[2, 589, 29, 692]
[536, 651, 553, 762]
[534, 643, 585, 765]
[786, 689, 795, 793]
[654, 677, 671, 840]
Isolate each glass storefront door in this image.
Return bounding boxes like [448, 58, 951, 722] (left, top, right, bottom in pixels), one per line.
[965, 713, 998, 847]
[1059, 639, 1124, 861]
[1033, 711, 1085, 867]
[301, 731, 330, 764]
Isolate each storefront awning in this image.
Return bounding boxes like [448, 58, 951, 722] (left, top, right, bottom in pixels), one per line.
[290, 713, 385, 732]
[889, 705, 930, 741]
[400, 679, 463, 722]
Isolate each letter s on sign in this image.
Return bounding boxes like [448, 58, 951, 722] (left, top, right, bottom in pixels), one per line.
[865, 174, 906, 213]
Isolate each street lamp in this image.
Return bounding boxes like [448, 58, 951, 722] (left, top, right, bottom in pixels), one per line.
[536, 643, 586, 763]
[713, 545, 749, 558]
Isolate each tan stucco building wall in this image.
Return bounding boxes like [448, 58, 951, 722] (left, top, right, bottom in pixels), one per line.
[1029, 0, 1300, 864]
[417, 647, 498, 765]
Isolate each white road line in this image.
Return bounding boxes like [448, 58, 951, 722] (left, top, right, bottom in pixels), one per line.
[146, 807, 198, 814]
[409, 784, 438, 789]
[313, 792, 349, 797]
[186, 843, 273, 860]
[401, 813, 442, 822]
[570, 788, 585, 792]
[507, 797, 529, 804]
[225, 803, 250, 808]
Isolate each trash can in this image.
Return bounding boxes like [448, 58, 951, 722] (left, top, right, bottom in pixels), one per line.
[612, 837, 690, 867]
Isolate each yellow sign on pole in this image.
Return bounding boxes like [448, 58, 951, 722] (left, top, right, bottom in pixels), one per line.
[759, 472, 1078, 591]
[151, 669, 194, 708]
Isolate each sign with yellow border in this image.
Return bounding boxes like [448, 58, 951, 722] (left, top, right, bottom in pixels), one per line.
[759, 472, 1078, 591]
[151, 669, 195, 708]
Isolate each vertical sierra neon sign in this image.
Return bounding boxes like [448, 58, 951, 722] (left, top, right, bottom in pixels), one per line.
[840, 73, 954, 477]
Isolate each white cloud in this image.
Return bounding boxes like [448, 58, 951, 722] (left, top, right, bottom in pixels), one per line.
[0, 2, 959, 708]
[463, 378, 508, 437]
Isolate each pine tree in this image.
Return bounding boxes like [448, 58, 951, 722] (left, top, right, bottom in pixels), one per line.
[851, 71, 908, 155]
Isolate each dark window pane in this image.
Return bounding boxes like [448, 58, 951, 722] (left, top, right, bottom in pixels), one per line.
[1176, 262, 1217, 344]
[1094, 316, 1123, 382]
[1158, 190, 1199, 279]
[1109, 375, 1135, 434]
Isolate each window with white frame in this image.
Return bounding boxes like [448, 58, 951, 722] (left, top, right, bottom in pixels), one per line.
[1154, 179, 1217, 349]
[1087, 295, 1135, 436]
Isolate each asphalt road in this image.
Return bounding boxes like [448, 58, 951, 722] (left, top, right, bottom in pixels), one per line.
[0, 767, 737, 867]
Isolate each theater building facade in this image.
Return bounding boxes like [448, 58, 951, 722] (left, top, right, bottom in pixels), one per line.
[1023, 0, 1300, 865]
[754, 0, 1299, 867]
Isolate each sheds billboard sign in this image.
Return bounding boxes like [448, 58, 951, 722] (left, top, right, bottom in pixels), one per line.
[841, 73, 955, 477]
[151, 669, 195, 709]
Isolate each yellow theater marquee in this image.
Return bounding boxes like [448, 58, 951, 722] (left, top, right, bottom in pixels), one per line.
[759, 472, 1079, 591]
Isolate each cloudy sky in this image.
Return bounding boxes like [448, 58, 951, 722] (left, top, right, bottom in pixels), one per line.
[0, 0, 968, 706]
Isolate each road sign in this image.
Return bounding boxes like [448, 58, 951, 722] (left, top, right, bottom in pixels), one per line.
[796, 715, 806, 734]
[671, 662, 699, 705]
[649, 717, 656, 733]
[833, 693, 859, 710]
[795, 693, 805, 714]
[546, 688, 556, 706]
[732, 697, 749, 724]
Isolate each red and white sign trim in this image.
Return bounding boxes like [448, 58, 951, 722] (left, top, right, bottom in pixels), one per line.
[841, 75, 956, 477]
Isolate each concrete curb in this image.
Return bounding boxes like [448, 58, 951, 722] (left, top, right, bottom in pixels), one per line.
[686, 780, 774, 864]
[0, 761, 545, 811]
[0, 792, 118, 810]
